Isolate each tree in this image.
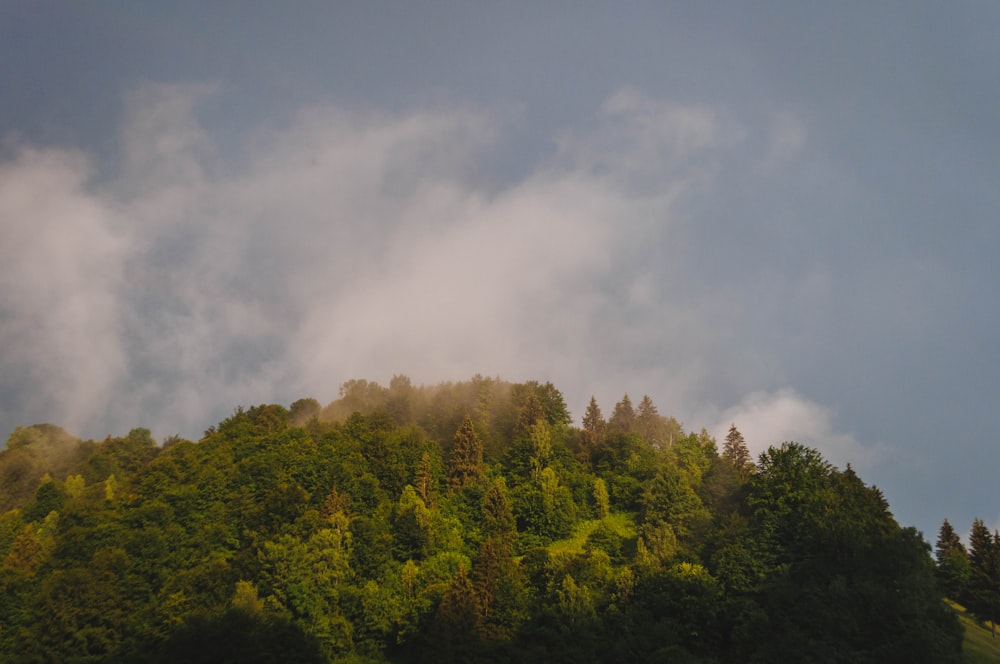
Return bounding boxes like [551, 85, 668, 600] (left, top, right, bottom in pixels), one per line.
[608, 393, 635, 434]
[289, 398, 321, 427]
[935, 519, 971, 600]
[514, 394, 545, 439]
[413, 451, 436, 506]
[579, 396, 606, 465]
[593, 478, 610, 519]
[635, 395, 673, 447]
[433, 566, 482, 661]
[722, 424, 753, 479]
[482, 478, 515, 546]
[745, 443, 962, 661]
[968, 518, 1000, 636]
[447, 415, 484, 490]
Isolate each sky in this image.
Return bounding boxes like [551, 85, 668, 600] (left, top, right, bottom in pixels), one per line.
[1, 1, 998, 542]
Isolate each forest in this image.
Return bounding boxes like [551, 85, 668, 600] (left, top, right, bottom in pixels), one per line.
[0, 375, 985, 662]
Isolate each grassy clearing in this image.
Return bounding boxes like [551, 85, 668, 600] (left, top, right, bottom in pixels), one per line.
[546, 512, 638, 555]
[947, 601, 1000, 663]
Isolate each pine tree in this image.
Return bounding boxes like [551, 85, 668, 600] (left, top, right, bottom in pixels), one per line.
[434, 566, 483, 658]
[514, 394, 545, 439]
[608, 393, 635, 434]
[935, 519, 971, 600]
[578, 396, 606, 465]
[448, 415, 484, 490]
[482, 478, 515, 547]
[968, 518, 1000, 637]
[635, 395, 663, 446]
[722, 424, 753, 479]
[414, 452, 435, 506]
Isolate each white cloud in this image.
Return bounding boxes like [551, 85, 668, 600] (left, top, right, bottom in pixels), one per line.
[0, 84, 806, 440]
[0, 146, 128, 433]
[711, 388, 882, 470]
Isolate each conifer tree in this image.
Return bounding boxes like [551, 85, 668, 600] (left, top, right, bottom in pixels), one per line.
[434, 566, 483, 659]
[935, 519, 971, 599]
[722, 424, 753, 479]
[482, 478, 515, 547]
[413, 452, 435, 506]
[635, 395, 663, 445]
[608, 393, 635, 434]
[448, 415, 484, 490]
[969, 518, 1000, 636]
[579, 396, 606, 464]
[514, 394, 545, 439]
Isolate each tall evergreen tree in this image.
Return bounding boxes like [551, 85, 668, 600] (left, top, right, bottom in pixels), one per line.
[935, 519, 971, 600]
[968, 518, 1000, 636]
[413, 451, 435, 506]
[434, 566, 483, 660]
[722, 424, 753, 479]
[482, 478, 515, 547]
[608, 393, 635, 434]
[514, 394, 545, 439]
[448, 415, 484, 490]
[635, 395, 664, 446]
[578, 396, 606, 465]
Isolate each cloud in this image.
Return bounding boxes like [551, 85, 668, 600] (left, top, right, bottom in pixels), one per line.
[0, 84, 802, 440]
[710, 388, 882, 470]
[0, 146, 128, 434]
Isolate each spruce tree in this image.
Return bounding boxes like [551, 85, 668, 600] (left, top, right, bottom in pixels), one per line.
[969, 518, 1000, 636]
[579, 396, 606, 465]
[608, 393, 635, 433]
[514, 394, 545, 438]
[448, 415, 484, 490]
[935, 519, 970, 600]
[722, 424, 753, 479]
[413, 452, 435, 506]
[635, 395, 663, 446]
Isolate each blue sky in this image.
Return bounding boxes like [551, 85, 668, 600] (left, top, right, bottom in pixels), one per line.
[1, 1, 998, 542]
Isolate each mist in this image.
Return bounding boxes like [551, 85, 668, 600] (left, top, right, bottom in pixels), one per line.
[1, 84, 877, 484]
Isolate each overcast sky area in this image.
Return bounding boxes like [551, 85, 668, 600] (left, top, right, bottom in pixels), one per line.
[1, 2, 998, 541]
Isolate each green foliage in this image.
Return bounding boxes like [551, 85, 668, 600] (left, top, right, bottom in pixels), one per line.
[446, 415, 485, 491]
[0, 379, 964, 663]
[967, 518, 1000, 635]
[721, 423, 753, 479]
[936, 518, 972, 600]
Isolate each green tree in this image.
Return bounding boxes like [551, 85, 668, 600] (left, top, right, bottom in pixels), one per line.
[745, 443, 962, 662]
[289, 398, 321, 427]
[721, 423, 753, 479]
[447, 415, 484, 491]
[433, 566, 482, 661]
[935, 519, 971, 600]
[413, 451, 436, 507]
[578, 396, 606, 465]
[482, 478, 515, 547]
[593, 477, 610, 519]
[634, 395, 676, 448]
[968, 518, 1000, 636]
[608, 393, 635, 434]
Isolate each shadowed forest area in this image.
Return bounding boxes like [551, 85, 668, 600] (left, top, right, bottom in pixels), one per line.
[0, 375, 982, 662]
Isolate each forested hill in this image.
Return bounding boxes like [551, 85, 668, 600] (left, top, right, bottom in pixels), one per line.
[0, 376, 964, 662]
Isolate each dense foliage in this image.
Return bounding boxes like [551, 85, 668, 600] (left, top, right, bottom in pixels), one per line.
[0, 376, 961, 662]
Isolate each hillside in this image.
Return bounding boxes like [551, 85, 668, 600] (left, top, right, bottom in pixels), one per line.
[0, 376, 964, 662]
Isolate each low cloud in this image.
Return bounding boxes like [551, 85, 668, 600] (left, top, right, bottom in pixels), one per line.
[0, 146, 128, 435]
[711, 388, 882, 470]
[0, 84, 812, 441]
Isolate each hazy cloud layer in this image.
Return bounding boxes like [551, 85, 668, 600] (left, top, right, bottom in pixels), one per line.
[0, 84, 892, 482]
[710, 389, 881, 471]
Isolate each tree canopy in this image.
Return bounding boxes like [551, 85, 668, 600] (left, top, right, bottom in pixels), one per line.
[0, 376, 963, 662]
